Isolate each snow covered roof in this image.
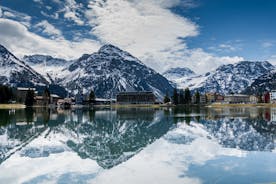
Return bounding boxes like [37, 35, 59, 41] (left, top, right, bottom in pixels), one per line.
[95, 98, 116, 102]
[17, 87, 36, 91]
[50, 94, 60, 98]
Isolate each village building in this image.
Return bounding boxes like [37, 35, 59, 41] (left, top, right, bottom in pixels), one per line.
[271, 108, 276, 122]
[15, 88, 37, 103]
[191, 95, 197, 104]
[57, 98, 73, 108]
[224, 94, 250, 104]
[215, 94, 224, 103]
[35, 96, 49, 106]
[270, 90, 276, 103]
[206, 93, 216, 103]
[94, 98, 116, 105]
[192, 94, 207, 104]
[50, 94, 62, 105]
[263, 92, 270, 103]
[75, 93, 85, 105]
[200, 95, 207, 104]
[249, 95, 259, 104]
[116, 92, 156, 104]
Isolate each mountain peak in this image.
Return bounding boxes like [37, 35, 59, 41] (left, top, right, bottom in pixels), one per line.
[98, 44, 124, 54]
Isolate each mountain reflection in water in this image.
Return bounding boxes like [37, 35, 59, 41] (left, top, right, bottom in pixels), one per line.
[0, 107, 275, 184]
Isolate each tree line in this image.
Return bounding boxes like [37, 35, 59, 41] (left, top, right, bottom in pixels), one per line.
[164, 88, 201, 105]
[0, 85, 13, 103]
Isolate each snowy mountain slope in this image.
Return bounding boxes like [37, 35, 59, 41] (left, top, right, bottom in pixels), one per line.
[0, 44, 48, 87]
[23, 55, 72, 83]
[58, 44, 174, 99]
[163, 67, 195, 80]
[169, 61, 275, 94]
[243, 69, 276, 94]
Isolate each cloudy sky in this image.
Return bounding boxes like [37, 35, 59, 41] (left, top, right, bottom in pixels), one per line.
[0, 0, 275, 74]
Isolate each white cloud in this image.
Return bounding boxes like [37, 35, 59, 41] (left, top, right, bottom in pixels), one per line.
[62, 0, 85, 25]
[262, 41, 274, 48]
[0, 18, 100, 59]
[33, 0, 43, 4]
[0, 6, 32, 27]
[0, 7, 2, 17]
[64, 11, 84, 25]
[34, 20, 62, 38]
[160, 48, 243, 74]
[41, 10, 59, 19]
[3, 11, 17, 18]
[46, 6, 52, 10]
[50, 0, 85, 25]
[0, 1, 243, 74]
[208, 40, 244, 54]
[85, 0, 242, 74]
[218, 44, 236, 51]
[268, 55, 276, 66]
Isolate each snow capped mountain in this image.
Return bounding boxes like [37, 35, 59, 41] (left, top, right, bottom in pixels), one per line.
[4, 42, 273, 98]
[243, 70, 276, 94]
[23, 55, 71, 83]
[163, 67, 195, 79]
[0, 44, 48, 87]
[58, 44, 174, 99]
[171, 61, 275, 94]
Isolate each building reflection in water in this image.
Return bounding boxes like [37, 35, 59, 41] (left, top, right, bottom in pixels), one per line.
[0, 107, 275, 168]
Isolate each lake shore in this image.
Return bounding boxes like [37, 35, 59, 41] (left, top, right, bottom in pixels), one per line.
[1, 103, 276, 109]
[0, 104, 26, 109]
[207, 103, 276, 108]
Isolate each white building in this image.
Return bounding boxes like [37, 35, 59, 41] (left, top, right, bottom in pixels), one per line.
[270, 90, 276, 103]
[224, 94, 250, 104]
[249, 95, 258, 104]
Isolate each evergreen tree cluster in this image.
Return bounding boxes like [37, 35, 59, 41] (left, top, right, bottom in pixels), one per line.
[89, 90, 96, 103]
[163, 92, 171, 103]
[25, 89, 35, 106]
[170, 87, 192, 105]
[0, 85, 13, 103]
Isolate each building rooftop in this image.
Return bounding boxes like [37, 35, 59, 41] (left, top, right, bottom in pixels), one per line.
[17, 87, 36, 91]
[51, 94, 60, 98]
[225, 94, 249, 97]
[117, 91, 154, 95]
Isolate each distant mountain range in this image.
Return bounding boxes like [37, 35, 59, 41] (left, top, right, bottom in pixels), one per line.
[1, 43, 276, 98]
[23, 55, 70, 83]
[56, 44, 173, 99]
[164, 61, 275, 94]
[1, 44, 173, 99]
[0, 44, 48, 87]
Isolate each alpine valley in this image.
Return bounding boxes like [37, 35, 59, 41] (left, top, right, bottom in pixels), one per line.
[1, 43, 275, 98]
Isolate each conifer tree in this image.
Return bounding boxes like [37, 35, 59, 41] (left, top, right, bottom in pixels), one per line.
[179, 89, 185, 104]
[89, 90, 96, 103]
[172, 88, 179, 105]
[195, 90, 200, 104]
[25, 89, 35, 106]
[163, 92, 170, 103]
[184, 88, 191, 104]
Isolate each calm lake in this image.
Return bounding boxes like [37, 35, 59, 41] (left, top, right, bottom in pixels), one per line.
[0, 107, 275, 184]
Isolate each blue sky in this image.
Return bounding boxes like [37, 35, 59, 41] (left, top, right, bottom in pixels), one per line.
[0, 0, 275, 73]
[180, 0, 276, 60]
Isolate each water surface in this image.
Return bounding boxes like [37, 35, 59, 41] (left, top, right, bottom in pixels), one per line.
[0, 107, 275, 184]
